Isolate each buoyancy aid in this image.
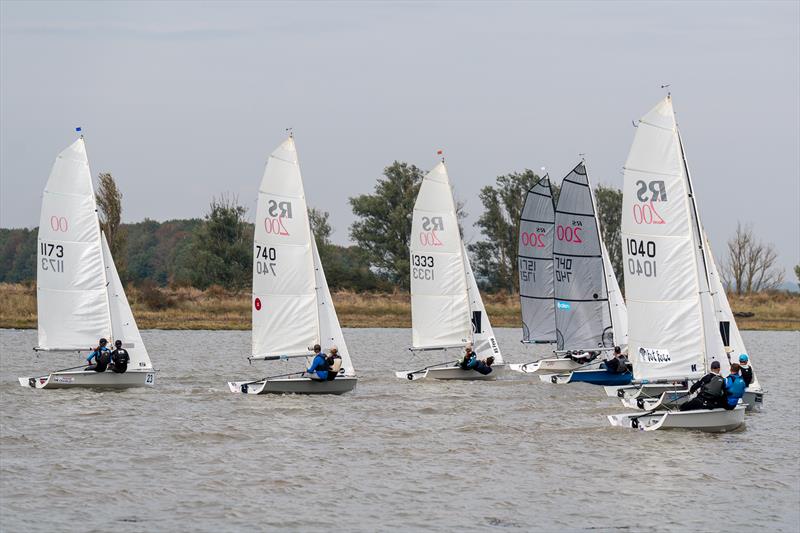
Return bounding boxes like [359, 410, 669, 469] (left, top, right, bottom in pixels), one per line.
[699, 374, 725, 401]
[739, 365, 754, 386]
[725, 374, 746, 406]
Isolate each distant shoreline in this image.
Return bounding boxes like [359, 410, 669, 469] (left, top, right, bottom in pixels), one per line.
[1, 283, 797, 332]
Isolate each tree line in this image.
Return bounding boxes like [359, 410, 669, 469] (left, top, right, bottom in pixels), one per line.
[0, 162, 792, 294]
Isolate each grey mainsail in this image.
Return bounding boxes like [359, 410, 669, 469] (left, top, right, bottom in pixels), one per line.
[553, 163, 615, 350]
[518, 175, 556, 343]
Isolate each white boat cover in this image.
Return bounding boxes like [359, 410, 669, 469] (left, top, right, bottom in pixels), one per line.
[311, 235, 355, 376]
[101, 233, 153, 369]
[518, 175, 556, 343]
[462, 242, 503, 363]
[37, 138, 112, 350]
[410, 162, 472, 349]
[553, 163, 626, 350]
[252, 137, 319, 358]
[622, 97, 724, 381]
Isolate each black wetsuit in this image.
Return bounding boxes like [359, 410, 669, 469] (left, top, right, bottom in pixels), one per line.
[739, 365, 754, 387]
[110, 348, 130, 374]
[604, 356, 629, 374]
[679, 372, 726, 411]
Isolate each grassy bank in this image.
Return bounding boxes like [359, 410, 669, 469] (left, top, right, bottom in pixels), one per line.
[1, 283, 798, 331]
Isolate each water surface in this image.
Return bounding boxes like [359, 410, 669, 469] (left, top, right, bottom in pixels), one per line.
[1, 329, 798, 532]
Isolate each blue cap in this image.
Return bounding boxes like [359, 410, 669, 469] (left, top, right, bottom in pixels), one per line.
[75, 127, 82, 132]
[739, 354, 749, 363]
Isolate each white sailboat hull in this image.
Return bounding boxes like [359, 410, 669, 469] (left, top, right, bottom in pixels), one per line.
[608, 406, 746, 432]
[18, 369, 156, 389]
[423, 363, 509, 381]
[508, 358, 585, 375]
[742, 389, 764, 411]
[228, 376, 357, 395]
[614, 384, 764, 412]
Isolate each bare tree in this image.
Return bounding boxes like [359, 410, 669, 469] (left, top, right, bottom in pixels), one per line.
[721, 222, 784, 294]
[96, 172, 127, 268]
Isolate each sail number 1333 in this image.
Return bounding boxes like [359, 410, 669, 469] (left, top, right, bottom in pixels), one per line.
[412, 254, 435, 281]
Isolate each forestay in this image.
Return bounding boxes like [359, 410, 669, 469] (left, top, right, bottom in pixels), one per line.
[411, 162, 472, 349]
[518, 176, 556, 343]
[621, 96, 724, 381]
[312, 236, 355, 376]
[553, 163, 621, 350]
[252, 137, 318, 358]
[462, 242, 503, 362]
[101, 233, 153, 370]
[37, 138, 112, 350]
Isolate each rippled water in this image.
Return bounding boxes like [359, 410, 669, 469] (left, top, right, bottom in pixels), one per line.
[1, 328, 798, 532]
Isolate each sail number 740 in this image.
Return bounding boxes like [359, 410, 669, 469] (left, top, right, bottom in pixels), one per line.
[626, 238, 657, 277]
[254, 245, 277, 276]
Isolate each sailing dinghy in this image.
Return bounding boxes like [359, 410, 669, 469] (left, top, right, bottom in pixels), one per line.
[607, 96, 745, 431]
[227, 136, 357, 395]
[395, 159, 505, 381]
[19, 136, 155, 389]
[527, 163, 630, 386]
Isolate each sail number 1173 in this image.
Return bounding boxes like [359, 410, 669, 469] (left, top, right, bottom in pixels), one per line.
[40, 242, 64, 273]
[626, 238, 657, 278]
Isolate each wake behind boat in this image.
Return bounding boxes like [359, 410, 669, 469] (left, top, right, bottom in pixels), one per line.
[227, 135, 357, 395]
[396, 157, 506, 381]
[606, 96, 751, 431]
[19, 136, 156, 389]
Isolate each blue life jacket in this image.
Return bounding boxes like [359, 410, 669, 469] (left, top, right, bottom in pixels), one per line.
[307, 353, 330, 379]
[460, 354, 477, 370]
[725, 374, 746, 406]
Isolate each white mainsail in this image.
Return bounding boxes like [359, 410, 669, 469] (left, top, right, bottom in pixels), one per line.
[37, 138, 112, 350]
[410, 162, 472, 349]
[462, 242, 503, 363]
[622, 96, 725, 382]
[553, 163, 626, 350]
[252, 137, 319, 358]
[101, 233, 153, 370]
[518, 176, 556, 343]
[312, 235, 355, 376]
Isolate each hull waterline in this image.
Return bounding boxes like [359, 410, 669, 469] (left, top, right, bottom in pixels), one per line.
[18, 369, 156, 389]
[426, 363, 509, 381]
[228, 376, 357, 395]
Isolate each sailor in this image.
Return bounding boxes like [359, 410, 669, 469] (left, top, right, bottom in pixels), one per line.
[109, 339, 130, 374]
[567, 350, 599, 365]
[85, 338, 112, 372]
[305, 344, 331, 381]
[738, 354, 754, 387]
[474, 356, 495, 375]
[603, 346, 629, 374]
[723, 363, 746, 410]
[324, 346, 342, 381]
[458, 344, 478, 370]
[679, 360, 726, 411]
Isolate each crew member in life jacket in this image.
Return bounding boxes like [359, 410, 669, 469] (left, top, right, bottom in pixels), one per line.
[567, 350, 599, 365]
[85, 338, 112, 372]
[679, 360, 726, 411]
[109, 339, 130, 374]
[723, 363, 746, 410]
[324, 346, 342, 381]
[306, 344, 332, 381]
[474, 356, 495, 375]
[603, 346, 630, 374]
[458, 344, 478, 370]
[738, 354, 754, 387]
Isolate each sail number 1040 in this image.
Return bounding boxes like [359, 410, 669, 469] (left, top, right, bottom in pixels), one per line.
[626, 238, 657, 277]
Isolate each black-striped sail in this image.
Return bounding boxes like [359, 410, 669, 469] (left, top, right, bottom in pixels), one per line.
[518, 176, 556, 343]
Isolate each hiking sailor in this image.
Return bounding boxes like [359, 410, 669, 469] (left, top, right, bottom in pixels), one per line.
[85, 338, 112, 372]
[723, 362, 746, 410]
[324, 346, 342, 381]
[679, 360, 726, 411]
[305, 344, 332, 381]
[109, 339, 130, 374]
[603, 346, 629, 374]
[458, 344, 478, 370]
[474, 356, 495, 375]
[738, 354, 754, 387]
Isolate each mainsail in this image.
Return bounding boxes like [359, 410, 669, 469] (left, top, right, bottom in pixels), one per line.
[101, 233, 153, 369]
[37, 138, 112, 350]
[622, 96, 725, 382]
[518, 176, 556, 343]
[553, 163, 618, 350]
[251, 136, 352, 369]
[410, 162, 472, 349]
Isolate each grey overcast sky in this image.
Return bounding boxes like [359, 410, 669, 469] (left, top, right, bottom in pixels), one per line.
[1, 1, 798, 274]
